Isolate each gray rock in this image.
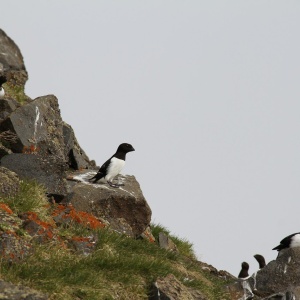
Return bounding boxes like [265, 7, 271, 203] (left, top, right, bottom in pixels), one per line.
[158, 232, 178, 253]
[65, 172, 152, 237]
[255, 248, 300, 296]
[0, 95, 93, 172]
[0, 166, 20, 197]
[0, 28, 28, 85]
[0, 279, 48, 300]
[0, 95, 65, 156]
[1, 154, 68, 197]
[150, 274, 205, 300]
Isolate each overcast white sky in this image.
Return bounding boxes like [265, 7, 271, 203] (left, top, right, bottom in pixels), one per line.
[2, 1, 300, 276]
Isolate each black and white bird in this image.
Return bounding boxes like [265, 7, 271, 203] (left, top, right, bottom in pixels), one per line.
[254, 254, 266, 269]
[0, 75, 7, 99]
[238, 262, 250, 279]
[89, 143, 135, 188]
[272, 232, 300, 251]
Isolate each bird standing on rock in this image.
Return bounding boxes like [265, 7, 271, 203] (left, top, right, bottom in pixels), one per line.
[254, 254, 266, 269]
[89, 143, 135, 188]
[238, 262, 250, 279]
[0, 75, 7, 99]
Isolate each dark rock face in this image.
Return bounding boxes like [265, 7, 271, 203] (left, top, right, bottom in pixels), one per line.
[65, 173, 152, 237]
[63, 122, 93, 170]
[0, 99, 19, 123]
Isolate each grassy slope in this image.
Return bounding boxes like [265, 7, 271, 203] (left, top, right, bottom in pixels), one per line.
[0, 180, 232, 299]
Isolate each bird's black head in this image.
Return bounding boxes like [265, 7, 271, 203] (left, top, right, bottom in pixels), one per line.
[117, 143, 135, 153]
[254, 254, 266, 269]
[0, 75, 7, 86]
[241, 262, 249, 270]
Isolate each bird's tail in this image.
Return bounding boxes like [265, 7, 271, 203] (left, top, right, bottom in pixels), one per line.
[89, 172, 104, 183]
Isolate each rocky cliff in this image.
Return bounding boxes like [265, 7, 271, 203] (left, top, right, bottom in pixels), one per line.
[0, 28, 299, 300]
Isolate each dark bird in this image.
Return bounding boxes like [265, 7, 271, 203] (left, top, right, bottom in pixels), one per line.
[0, 75, 7, 99]
[272, 232, 300, 251]
[89, 143, 135, 188]
[254, 254, 266, 269]
[238, 262, 250, 279]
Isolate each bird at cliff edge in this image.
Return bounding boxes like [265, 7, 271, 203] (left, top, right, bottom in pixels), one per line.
[238, 262, 250, 279]
[0, 75, 7, 99]
[89, 143, 135, 188]
[254, 254, 266, 269]
[272, 232, 300, 251]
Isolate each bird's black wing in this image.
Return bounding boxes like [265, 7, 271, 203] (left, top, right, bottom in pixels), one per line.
[89, 156, 113, 182]
[0, 76, 7, 85]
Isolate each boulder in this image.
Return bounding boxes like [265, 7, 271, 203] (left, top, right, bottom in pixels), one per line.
[0, 95, 65, 155]
[65, 172, 152, 237]
[1, 154, 68, 197]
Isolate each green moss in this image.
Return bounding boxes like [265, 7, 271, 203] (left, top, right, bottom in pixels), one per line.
[3, 82, 30, 104]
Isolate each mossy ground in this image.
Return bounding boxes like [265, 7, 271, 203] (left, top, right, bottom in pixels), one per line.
[0, 180, 232, 299]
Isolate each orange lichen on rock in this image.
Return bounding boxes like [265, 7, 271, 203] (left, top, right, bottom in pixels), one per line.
[22, 145, 40, 154]
[0, 203, 13, 214]
[21, 212, 56, 242]
[52, 204, 105, 230]
[25, 212, 55, 228]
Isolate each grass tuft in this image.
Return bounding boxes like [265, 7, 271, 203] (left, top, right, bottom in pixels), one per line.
[5, 180, 49, 219]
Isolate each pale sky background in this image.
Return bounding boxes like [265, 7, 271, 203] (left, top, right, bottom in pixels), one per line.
[2, 1, 300, 276]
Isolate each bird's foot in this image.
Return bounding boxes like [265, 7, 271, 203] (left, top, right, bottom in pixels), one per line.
[107, 181, 124, 188]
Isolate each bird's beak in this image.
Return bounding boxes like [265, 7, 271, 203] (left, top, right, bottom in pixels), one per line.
[131, 147, 135, 151]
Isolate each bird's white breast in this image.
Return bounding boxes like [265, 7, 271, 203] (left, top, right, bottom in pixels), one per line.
[0, 87, 5, 99]
[290, 234, 300, 248]
[105, 157, 125, 181]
